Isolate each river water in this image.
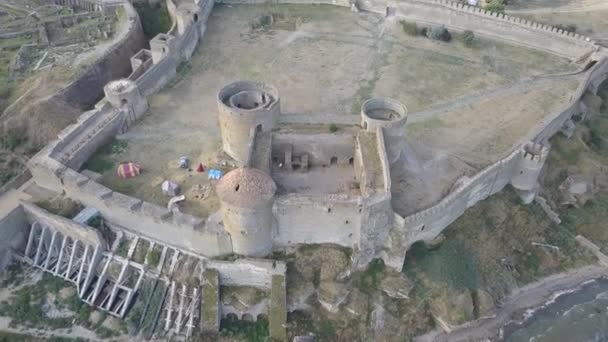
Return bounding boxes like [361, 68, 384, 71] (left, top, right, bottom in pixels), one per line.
[502, 278, 608, 342]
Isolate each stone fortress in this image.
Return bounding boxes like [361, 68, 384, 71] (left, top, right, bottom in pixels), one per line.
[0, 0, 607, 339]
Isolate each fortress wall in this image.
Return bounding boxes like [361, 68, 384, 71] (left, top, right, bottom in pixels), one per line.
[26, 0, 224, 257]
[358, 192, 392, 267]
[376, 128, 391, 193]
[364, 0, 596, 61]
[207, 258, 286, 289]
[134, 54, 178, 96]
[355, 130, 394, 266]
[51, 103, 113, 154]
[57, 2, 146, 110]
[21, 202, 106, 249]
[214, 0, 595, 60]
[272, 133, 356, 167]
[0, 205, 28, 270]
[244, 127, 259, 167]
[401, 148, 521, 243]
[532, 59, 608, 143]
[54, 167, 233, 257]
[383, 56, 608, 270]
[63, 112, 123, 171]
[273, 194, 360, 248]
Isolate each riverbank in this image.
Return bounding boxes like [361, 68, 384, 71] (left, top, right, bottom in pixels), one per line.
[415, 265, 608, 342]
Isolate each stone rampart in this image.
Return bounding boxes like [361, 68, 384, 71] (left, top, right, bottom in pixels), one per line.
[364, 0, 597, 61]
[273, 194, 360, 248]
[0, 205, 28, 270]
[57, 2, 146, 110]
[215, 0, 597, 60]
[530, 58, 608, 142]
[21, 202, 107, 249]
[26, 0, 221, 258]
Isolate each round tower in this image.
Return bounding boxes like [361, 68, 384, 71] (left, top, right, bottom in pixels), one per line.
[511, 142, 549, 203]
[104, 79, 142, 109]
[360, 98, 408, 165]
[217, 81, 280, 165]
[216, 167, 276, 257]
[104, 79, 148, 125]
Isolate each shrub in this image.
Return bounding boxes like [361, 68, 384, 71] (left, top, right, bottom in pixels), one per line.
[485, 0, 505, 14]
[427, 26, 451, 42]
[2, 127, 26, 151]
[133, 2, 172, 39]
[461, 30, 475, 47]
[555, 24, 577, 33]
[400, 20, 417, 36]
[329, 123, 338, 133]
[147, 248, 162, 267]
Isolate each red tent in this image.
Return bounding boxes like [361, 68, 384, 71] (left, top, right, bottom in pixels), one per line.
[117, 162, 141, 179]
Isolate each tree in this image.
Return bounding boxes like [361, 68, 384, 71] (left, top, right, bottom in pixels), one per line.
[400, 20, 418, 36]
[485, 0, 505, 14]
[428, 26, 452, 42]
[461, 30, 475, 47]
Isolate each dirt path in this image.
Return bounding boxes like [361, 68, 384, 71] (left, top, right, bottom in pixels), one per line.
[415, 265, 608, 342]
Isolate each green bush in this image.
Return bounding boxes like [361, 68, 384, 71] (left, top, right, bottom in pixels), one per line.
[485, 0, 505, 14]
[555, 24, 577, 33]
[147, 248, 161, 267]
[2, 128, 26, 151]
[461, 30, 475, 47]
[329, 123, 338, 133]
[220, 318, 269, 342]
[133, 2, 172, 39]
[427, 26, 451, 42]
[400, 20, 418, 36]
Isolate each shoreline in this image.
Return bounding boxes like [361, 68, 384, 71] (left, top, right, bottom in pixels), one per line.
[414, 264, 608, 342]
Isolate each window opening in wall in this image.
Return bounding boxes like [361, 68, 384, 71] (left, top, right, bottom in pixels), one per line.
[363, 121, 368, 130]
[235, 184, 240, 192]
[121, 99, 128, 106]
[421, 225, 425, 231]
[194, 13, 199, 22]
[330, 157, 338, 165]
[256, 124, 263, 132]
[349, 157, 354, 165]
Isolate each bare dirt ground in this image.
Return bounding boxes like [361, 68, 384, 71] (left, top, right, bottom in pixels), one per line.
[393, 74, 582, 215]
[94, 4, 578, 218]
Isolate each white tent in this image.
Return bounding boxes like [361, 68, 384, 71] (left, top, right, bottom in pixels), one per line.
[161, 180, 180, 197]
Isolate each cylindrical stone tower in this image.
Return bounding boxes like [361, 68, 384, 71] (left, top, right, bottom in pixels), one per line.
[104, 79, 149, 128]
[217, 81, 280, 165]
[511, 142, 549, 203]
[216, 167, 276, 257]
[360, 98, 408, 165]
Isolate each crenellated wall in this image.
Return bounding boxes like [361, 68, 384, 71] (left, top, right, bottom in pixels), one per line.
[382, 57, 608, 270]
[273, 193, 361, 248]
[215, 0, 598, 60]
[361, 0, 598, 61]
